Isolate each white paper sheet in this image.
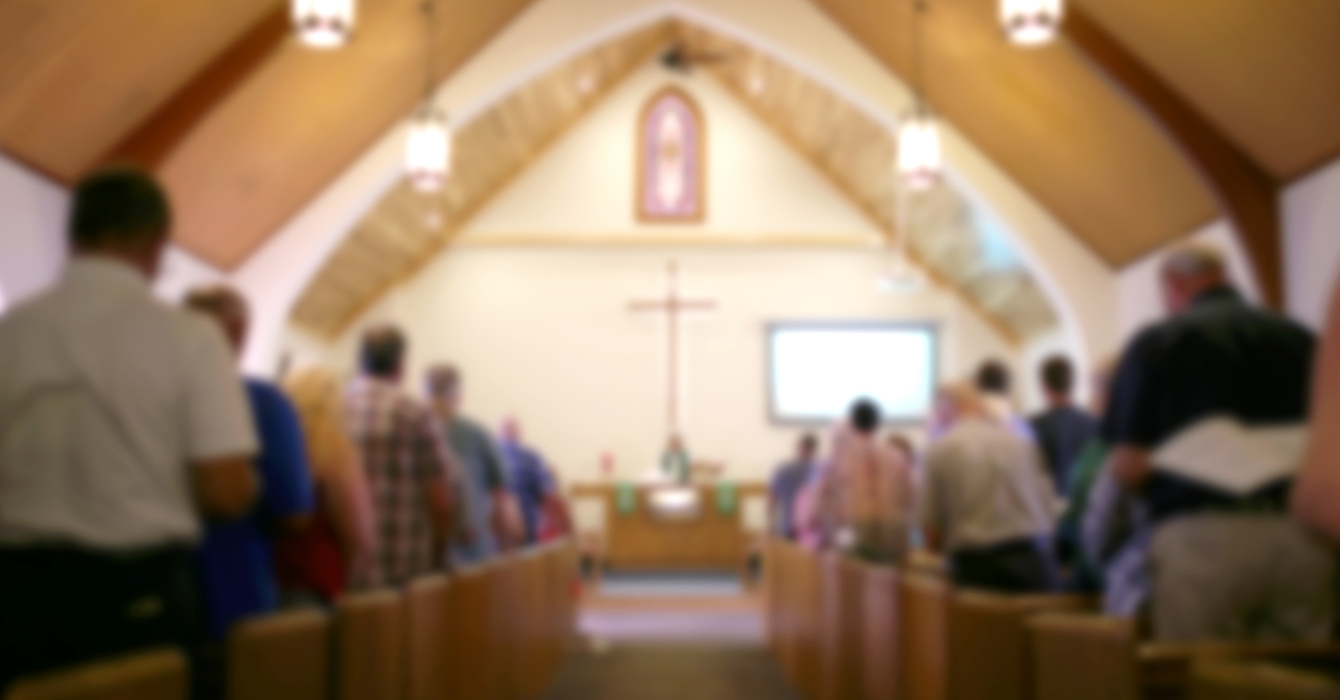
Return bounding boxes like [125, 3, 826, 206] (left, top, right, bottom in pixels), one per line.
[1152, 416, 1308, 495]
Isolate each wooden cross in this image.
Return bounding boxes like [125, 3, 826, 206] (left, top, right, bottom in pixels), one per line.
[628, 261, 718, 431]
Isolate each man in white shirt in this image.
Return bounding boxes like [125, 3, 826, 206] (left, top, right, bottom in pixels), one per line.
[0, 168, 259, 692]
[923, 383, 1060, 593]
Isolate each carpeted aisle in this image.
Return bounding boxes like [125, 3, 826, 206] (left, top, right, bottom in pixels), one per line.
[540, 643, 803, 700]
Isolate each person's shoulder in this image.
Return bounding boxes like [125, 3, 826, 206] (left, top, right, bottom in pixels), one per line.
[244, 378, 297, 415]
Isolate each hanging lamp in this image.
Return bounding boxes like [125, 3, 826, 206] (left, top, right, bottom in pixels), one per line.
[897, 0, 941, 191]
[291, 0, 356, 49]
[405, 0, 452, 193]
[1000, 0, 1064, 47]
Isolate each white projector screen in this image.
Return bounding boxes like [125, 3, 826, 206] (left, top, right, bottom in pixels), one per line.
[768, 323, 938, 424]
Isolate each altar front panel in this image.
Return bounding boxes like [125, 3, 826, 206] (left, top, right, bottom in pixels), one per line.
[573, 483, 765, 572]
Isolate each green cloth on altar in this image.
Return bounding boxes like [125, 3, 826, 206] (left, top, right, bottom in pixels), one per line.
[715, 482, 737, 515]
[616, 482, 638, 514]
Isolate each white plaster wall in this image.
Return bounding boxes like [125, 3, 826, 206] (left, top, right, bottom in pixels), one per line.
[0, 155, 68, 310]
[323, 247, 1016, 486]
[1285, 157, 1340, 331]
[1115, 219, 1262, 343]
[175, 0, 1111, 381]
[462, 60, 879, 243]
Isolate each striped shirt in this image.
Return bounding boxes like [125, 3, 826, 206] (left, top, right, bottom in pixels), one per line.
[344, 377, 452, 588]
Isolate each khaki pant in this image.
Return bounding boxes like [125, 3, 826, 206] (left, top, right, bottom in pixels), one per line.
[847, 520, 909, 565]
[1150, 514, 1335, 642]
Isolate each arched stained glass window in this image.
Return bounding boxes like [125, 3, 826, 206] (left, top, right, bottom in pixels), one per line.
[637, 86, 706, 222]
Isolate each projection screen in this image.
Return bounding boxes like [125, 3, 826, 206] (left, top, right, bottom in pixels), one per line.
[768, 323, 938, 424]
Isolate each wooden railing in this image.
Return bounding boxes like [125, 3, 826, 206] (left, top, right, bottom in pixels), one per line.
[4, 542, 580, 700]
[763, 537, 1340, 700]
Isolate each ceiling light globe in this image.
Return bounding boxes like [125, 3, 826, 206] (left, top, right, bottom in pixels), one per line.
[1001, 0, 1063, 46]
[292, 0, 356, 49]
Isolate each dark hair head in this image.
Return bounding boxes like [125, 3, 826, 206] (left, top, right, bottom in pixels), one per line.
[183, 285, 249, 320]
[975, 359, 1012, 395]
[1040, 355, 1075, 395]
[70, 167, 171, 249]
[799, 432, 819, 453]
[849, 398, 882, 434]
[360, 325, 407, 378]
[424, 364, 461, 399]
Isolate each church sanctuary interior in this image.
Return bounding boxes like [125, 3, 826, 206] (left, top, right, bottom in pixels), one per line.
[4, 0, 1340, 698]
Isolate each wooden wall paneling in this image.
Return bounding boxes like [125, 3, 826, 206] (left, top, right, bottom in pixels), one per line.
[293, 25, 671, 338]
[158, 0, 542, 271]
[1063, 7, 1285, 309]
[0, 0, 277, 181]
[806, 0, 1217, 266]
[1075, 0, 1340, 180]
[101, 5, 291, 172]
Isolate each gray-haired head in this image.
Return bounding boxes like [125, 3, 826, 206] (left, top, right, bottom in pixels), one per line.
[1160, 241, 1230, 315]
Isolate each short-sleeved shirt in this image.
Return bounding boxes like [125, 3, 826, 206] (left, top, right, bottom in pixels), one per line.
[345, 377, 452, 588]
[1101, 286, 1316, 519]
[1030, 405, 1099, 492]
[499, 439, 554, 544]
[770, 458, 816, 538]
[448, 417, 507, 565]
[197, 379, 314, 639]
[0, 258, 257, 549]
[923, 418, 1058, 551]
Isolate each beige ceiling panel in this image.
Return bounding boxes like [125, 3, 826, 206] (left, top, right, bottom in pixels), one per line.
[808, 0, 1217, 265]
[159, 0, 539, 270]
[1076, 0, 1340, 179]
[0, 0, 277, 181]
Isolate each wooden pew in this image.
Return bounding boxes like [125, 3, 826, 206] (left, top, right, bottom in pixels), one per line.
[794, 543, 826, 699]
[227, 609, 330, 700]
[862, 564, 901, 700]
[1031, 613, 1340, 700]
[448, 563, 502, 700]
[334, 590, 405, 700]
[1191, 658, 1340, 699]
[901, 570, 950, 700]
[819, 554, 867, 700]
[5, 649, 187, 700]
[946, 592, 1093, 700]
[405, 575, 451, 700]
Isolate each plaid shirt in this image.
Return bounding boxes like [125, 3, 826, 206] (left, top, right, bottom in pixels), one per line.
[344, 377, 453, 589]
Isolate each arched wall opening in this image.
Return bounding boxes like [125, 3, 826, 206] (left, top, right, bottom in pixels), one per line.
[222, 0, 1114, 388]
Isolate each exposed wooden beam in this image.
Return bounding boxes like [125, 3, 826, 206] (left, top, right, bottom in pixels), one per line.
[100, 4, 289, 171]
[1064, 7, 1283, 309]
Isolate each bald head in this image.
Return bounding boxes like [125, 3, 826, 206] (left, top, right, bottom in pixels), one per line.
[1161, 242, 1229, 314]
[185, 284, 250, 355]
[933, 382, 987, 429]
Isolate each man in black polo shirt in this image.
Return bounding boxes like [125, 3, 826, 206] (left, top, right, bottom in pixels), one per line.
[1103, 242, 1332, 641]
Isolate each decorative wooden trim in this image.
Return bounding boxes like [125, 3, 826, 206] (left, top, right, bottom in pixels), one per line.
[1063, 7, 1284, 309]
[99, 5, 290, 171]
[707, 71, 1024, 348]
[315, 40, 672, 339]
[635, 85, 708, 225]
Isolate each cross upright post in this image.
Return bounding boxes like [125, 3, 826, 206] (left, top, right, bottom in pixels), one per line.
[628, 260, 718, 432]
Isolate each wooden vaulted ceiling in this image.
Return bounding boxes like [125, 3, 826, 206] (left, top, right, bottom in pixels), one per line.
[0, 0, 541, 269]
[0, 1, 1337, 309]
[290, 21, 676, 335]
[293, 21, 1060, 341]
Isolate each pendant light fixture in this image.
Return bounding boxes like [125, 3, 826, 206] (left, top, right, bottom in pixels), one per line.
[878, 169, 927, 294]
[1000, 0, 1064, 47]
[405, 0, 452, 194]
[291, 0, 356, 49]
[897, 0, 941, 191]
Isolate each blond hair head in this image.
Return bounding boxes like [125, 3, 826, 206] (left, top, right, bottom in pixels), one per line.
[283, 366, 357, 482]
